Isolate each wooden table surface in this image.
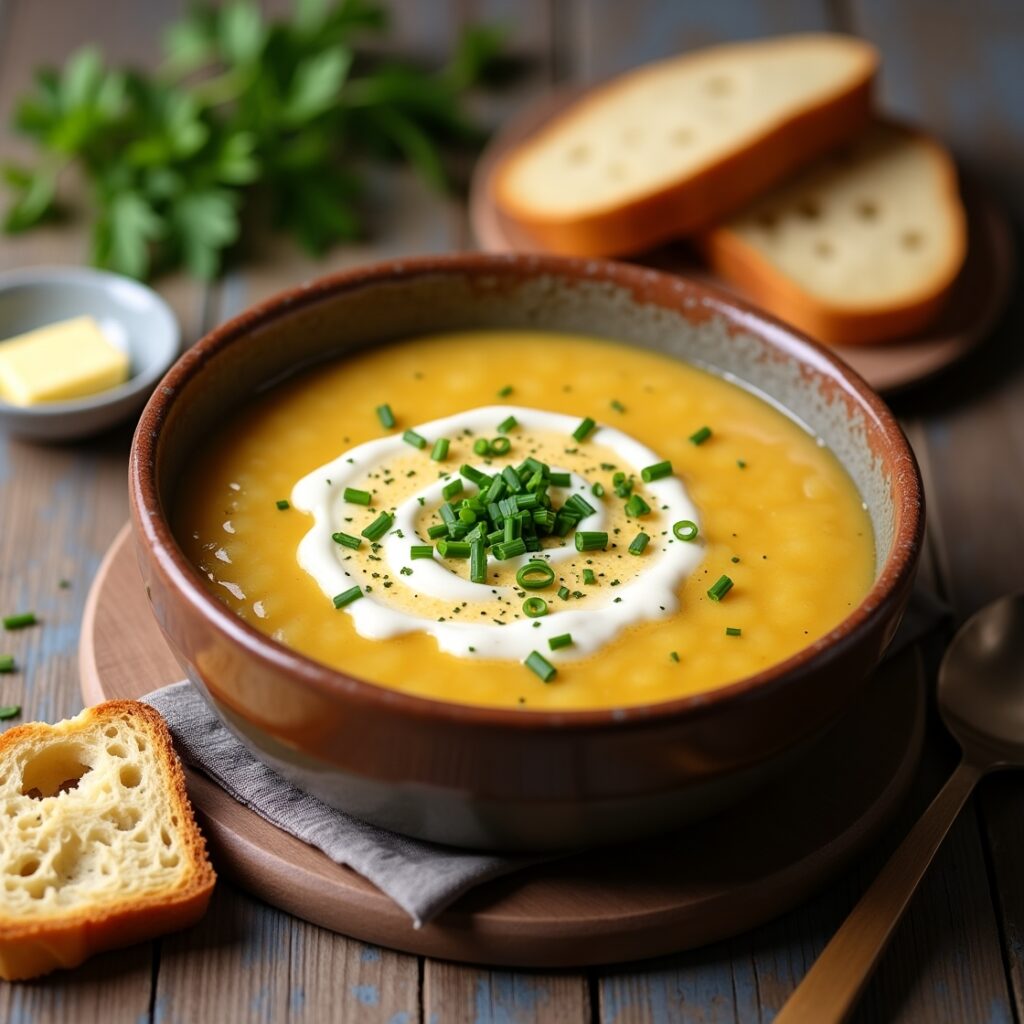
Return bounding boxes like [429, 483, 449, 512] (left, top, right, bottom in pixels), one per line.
[0, 1, 1021, 1021]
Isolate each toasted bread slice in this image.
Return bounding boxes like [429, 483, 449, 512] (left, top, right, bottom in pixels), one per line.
[702, 122, 967, 345]
[0, 700, 215, 980]
[494, 34, 877, 256]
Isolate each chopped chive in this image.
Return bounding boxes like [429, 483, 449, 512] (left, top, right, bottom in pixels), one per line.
[3, 613, 36, 631]
[376, 404, 396, 429]
[525, 651, 557, 683]
[522, 597, 548, 618]
[548, 633, 573, 651]
[566, 494, 597, 519]
[549, 472, 571, 487]
[669, 651, 680, 663]
[498, 384, 513, 398]
[516, 562, 555, 590]
[572, 416, 596, 442]
[731, 556, 740, 563]
[58, 579, 71, 589]
[673, 520, 699, 542]
[624, 494, 651, 517]
[332, 531, 362, 550]
[583, 569, 596, 585]
[557, 585, 570, 601]
[470, 539, 487, 583]
[493, 538, 527, 560]
[0, 706, 20, 720]
[490, 436, 511, 455]
[0, 655, 14, 673]
[501, 466, 522, 493]
[641, 460, 672, 483]
[497, 415, 517, 434]
[707, 575, 734, 602]
[591, 482, 605, 498]
[458, 507, 477, 525]
[275, 499, 290, 510]
[690, 425, 712, 446]
[410, 544, 434, 559]
[438, 539, 472, 558]
[575, 531, 608, 552]
[431, 438, 450, 462]
[628, 532, 650, 555]
[726, 626, 742, 637]
[361, 511, 394, 542]
[460, 464, 491, 487]
[737, 460, 747, 469]
[610, 399, 626, 413]
[333, 586, 363, 608]
[427, 523, 448, 540]
[473, 438, 491, 456]
[344, 487, 371, 506]
[442, 478, 464, 501]
[403, 429, 427, 450]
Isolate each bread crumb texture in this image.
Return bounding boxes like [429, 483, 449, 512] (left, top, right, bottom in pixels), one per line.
[0, 701, 214, 980]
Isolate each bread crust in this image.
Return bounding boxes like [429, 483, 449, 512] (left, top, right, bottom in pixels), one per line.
[0, 701, 216, 981]
[701, 128, 967, 346]
[494, 36, 878, 256]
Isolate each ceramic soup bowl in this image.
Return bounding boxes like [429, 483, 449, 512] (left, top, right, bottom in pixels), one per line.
[130, 254, 922, 851]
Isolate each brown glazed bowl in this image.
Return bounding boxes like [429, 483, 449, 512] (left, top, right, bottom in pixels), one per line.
[130, 254, 922, 852]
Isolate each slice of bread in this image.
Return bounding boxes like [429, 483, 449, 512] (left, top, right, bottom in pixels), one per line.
[702, 122, 967, 345]
[0, 700, 215, 980]
[494, 34, 877, 256]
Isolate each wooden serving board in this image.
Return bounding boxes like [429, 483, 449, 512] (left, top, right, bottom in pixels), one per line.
[469, 90, 1015, 395]
[80, 524, 925, 967]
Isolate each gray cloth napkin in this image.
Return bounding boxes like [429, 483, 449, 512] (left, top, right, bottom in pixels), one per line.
[143, 588, 947, 927]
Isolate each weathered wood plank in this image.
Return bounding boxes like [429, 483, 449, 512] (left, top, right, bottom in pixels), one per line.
[425, 962, 591, 1024]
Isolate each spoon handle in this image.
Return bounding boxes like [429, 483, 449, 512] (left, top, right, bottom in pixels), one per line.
[774, 758, 983, 1024]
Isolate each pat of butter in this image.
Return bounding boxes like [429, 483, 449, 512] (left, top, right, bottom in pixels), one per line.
[0, 315, 130, 406]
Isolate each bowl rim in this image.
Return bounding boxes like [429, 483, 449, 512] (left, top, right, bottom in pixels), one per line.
[0, 264, 181, 416]
[131, 252, 923, 731]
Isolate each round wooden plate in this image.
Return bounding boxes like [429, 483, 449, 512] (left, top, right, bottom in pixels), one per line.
[81, 524, 924, 967]
[469, 90, 1015, 395]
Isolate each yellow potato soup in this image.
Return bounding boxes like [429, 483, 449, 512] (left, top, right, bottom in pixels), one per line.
[174, 331, 875, 710]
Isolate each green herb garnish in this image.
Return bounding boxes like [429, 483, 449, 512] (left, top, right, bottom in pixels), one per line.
[343, 487, 371, 506]
[331, 531, 362, 550]
[673, 520, 699, 542]
[0, 655, 15, 673]
[361, 511, 393, 542]
[640, 460, 672, 482]
[522, 597, 548, 618]
[377, 404, 396, 429]
[690, 426, 712, 446]
[628, 532, 650, 555]
[572, 416, 596, 442]
[548, 634, 573, 651]
[0, 706, 20, 720]
[333, 586, 363, 609]
[707, 575, 734, 602]
[402, 429, 427, 450]
[275, 499, 290, 510]
[430, 438, 449, 462]
[2, 613, 36, 630]
[525, 651, 556, 683]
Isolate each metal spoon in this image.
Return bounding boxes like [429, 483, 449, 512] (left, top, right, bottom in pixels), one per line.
[776, 593, 1024, 1024]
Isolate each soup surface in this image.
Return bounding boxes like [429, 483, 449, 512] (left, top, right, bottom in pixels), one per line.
[175, 331, 874, 710]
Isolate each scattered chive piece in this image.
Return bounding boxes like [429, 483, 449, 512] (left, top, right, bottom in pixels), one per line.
[442, 478, 464, 500]
[470, 539, 487, 584]
[669, 651, 680, 663]
[690, 425, 712, 446]
[548, 633, 573, 651]
[275, 499, 290, 510]
[403, 429, 427, 450]
[726, 626, 743, 637]
[624, 494, 651, 517]
[490, 436, 511, 455]
[549, 472, 571, 487]
[611, 399, 626, 413]
[376, 404, 396, 429]
[473, 438, 491, 456]
[516, 562, 555, 590]
[332, 531, 362, 550]
[437, 539, 472, 559]
[3, 613, 36, 631]
[522, 597, 548, 618]
[731, 556, 740, 563]
[557, 585, 570, 601]
[0, 706, 20, 720]
[707, 575, 734, 602]
[525, 651, 557, 683]
[410, 544, 434, 560]
[344, 487, 371, 505]
[361, 511, 394, 542]
[583, 569, 596, 585]
[460, 464, 491, 487]
[497, 415, 517, 434]
[628, 532, 650, 555]
[641, 460, 672, 483]
[592, 482, 605, 498]
[673, 520, 699, 542]
[427, 523, 448, 540]
[333, 586, 363, 608]
[58, 579, 71, 589]
[0, 655, 14, 673]
[737, 460, 747, 469]
[431, 438, 450, 462]
[572, 416, 596, 442]
[575, 531, 608, 552]
[497, 384, 513, 398]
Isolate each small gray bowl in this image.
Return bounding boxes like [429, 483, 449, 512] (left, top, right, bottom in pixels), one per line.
[0, 266, 180, 442]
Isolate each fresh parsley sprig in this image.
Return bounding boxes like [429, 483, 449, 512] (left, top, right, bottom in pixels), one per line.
[3, 0, 502, 280]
